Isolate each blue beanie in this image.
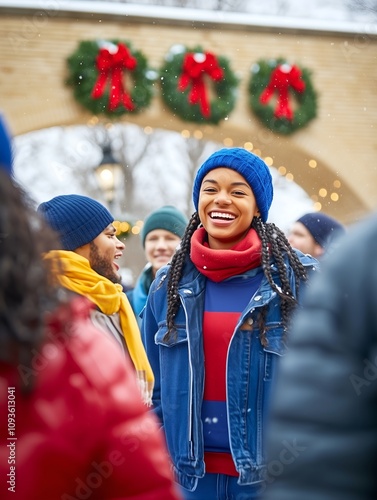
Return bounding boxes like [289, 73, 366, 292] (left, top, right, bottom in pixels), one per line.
[141, 205, 188, 247]
[38, 194, 114, 251]
[298, 212, 346, 249]
[192, 147, 273, 222]
[0, 113, 13, 176]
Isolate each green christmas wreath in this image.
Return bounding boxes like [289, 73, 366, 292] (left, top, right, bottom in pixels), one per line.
[159, 45, 239, 125]
[248, 58, 318, 135]
[66, 39, 156, 117]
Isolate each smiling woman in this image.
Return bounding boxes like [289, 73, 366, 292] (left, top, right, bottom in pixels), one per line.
[198, 168, 259, 250]
[141, 146, 319, 499]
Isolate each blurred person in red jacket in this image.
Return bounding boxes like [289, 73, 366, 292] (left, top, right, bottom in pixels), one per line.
[0, 115, 181, 500]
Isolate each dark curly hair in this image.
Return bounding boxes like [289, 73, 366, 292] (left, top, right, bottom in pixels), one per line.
[0, 171, 63, 391]
[165, 212, 308, 346]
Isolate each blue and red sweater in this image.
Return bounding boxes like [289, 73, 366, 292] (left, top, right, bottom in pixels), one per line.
[201, 271, 263, 476]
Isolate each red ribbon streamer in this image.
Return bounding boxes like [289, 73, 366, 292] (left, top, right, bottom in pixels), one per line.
[178, 52, 224, 118]
[259, 64, 305, 120]
[91, 43, 137, 111]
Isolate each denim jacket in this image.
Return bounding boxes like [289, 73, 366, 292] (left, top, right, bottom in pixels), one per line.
[141, 250, 318, 492]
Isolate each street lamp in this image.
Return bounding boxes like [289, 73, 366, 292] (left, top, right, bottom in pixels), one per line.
[95, 144, 122, 212]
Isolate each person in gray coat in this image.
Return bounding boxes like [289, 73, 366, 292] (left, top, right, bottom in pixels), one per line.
[263, 211, 377, 500]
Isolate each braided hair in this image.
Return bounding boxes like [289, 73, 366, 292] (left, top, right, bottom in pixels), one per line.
[165, 212, 307, 345]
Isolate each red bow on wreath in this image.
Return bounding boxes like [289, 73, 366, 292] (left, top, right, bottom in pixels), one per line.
[91, 42, 137, 111]
[259, 63, 305, 121]
[178, 52, 224, 118]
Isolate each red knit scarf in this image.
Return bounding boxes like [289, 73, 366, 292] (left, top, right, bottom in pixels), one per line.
[190, 227, 262, 282]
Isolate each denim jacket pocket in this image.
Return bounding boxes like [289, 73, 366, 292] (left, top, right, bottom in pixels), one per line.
[263, 327, 287, 380]
[155, 324, 188, 348]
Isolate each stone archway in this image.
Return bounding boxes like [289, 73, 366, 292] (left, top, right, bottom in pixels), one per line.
[13, 121, 317, 284]
[1, 3, 376, 225]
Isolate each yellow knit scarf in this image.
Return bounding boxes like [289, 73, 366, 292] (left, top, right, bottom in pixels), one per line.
[44, 250, 154, 405]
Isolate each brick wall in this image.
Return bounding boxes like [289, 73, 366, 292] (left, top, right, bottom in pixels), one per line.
[1, 7, 376, 223]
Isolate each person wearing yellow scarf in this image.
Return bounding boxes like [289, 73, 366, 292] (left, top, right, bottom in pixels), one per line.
[44, 250, 154, 405]
[37, 194, 154, 406]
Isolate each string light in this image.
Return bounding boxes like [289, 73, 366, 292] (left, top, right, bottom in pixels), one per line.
[308, 159, 317, 168]
[131, 126, 344, 214]
[330, 192, 339, 201]
[114, 220, 134, 238]
[264, 156, 273, 166]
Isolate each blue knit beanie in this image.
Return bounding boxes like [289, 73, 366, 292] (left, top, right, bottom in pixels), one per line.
[298, 212, 346, 249]
[38, 194, 114, 251]
[141, 205, 188, 248]
[0, 113, 13, 176]
[192, 147, 273, 222]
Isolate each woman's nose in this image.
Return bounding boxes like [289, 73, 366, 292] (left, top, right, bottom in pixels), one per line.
[214, 191, 232, 205]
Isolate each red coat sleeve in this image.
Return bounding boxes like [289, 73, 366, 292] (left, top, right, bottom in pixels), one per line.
[0, 298, 181, 500]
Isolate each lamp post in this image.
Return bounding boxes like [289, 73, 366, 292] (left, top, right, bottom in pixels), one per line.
[94, 144, 122, 213]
